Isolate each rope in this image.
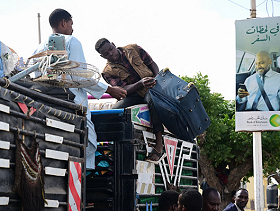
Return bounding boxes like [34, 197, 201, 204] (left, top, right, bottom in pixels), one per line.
[14, 94, 20, 100]
[3, 77, 10, 88]
[3, 89, 8, 96]
[37, 54, 67, 75]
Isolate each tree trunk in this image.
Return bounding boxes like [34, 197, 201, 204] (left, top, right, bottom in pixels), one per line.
[226, 157, 253, 191]
[198, 153, 222, 191]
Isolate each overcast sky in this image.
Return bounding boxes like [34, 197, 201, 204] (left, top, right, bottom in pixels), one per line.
[1, 0, 280, 100]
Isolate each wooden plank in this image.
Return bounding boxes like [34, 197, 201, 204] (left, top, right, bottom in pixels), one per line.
[28, 50, 67, 59]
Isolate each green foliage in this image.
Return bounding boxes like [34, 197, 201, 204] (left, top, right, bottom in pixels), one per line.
[262, 131, 280, 176]
[180, 72, 280, 178]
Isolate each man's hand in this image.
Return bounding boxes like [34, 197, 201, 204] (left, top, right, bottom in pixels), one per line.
[106, 86, 127, 100]
[140, 77, 156, 89]
[238, 88, 250, 98]
[122, 77, 156, 95]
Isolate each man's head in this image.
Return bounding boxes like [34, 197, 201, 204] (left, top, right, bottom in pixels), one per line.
[202, 187, 221, 211]
[49, 9, 73, 35]
[177, 188, 203, 211]
[95, 38, 120, 63]
[159, 190, 180, 211]
[234, 188, 248, 210]
[255, 51, 272, 76]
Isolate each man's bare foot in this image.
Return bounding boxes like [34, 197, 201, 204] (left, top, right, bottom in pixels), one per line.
[146, 146, 163, 161]
[146, 131, 164, 162]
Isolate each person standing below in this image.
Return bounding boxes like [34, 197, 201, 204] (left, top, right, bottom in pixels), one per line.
[34, 9, 127, 169]
[95, 38, 164, 161]
[159, 190, 180, 211]
[177, 188, 203, 211]
[202, 187, 221, 211]
[223, 188, 249, 211]
[236, 51, 280, 111]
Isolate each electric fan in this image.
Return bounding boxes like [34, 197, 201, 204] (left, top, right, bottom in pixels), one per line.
[9, 34, 100, 88]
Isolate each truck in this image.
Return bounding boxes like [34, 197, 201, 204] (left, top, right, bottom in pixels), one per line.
[0, 40, 199, 211]
[0, 79, 199, 211]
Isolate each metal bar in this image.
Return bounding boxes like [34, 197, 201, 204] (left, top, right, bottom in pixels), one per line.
[8, 126, 84, 148]
[9, 63, 40, 82]
[154, 173, 197, 180]
[7, 108, 85, 134]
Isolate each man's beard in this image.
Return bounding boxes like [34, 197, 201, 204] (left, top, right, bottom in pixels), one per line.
[257, 66, 270, 76]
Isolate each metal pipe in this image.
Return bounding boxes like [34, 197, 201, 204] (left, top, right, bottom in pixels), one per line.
[38, 13, 41, 44]
[250, 0, 256, 18]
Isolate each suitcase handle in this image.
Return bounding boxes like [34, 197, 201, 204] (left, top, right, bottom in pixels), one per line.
[187, 82, 194, 88]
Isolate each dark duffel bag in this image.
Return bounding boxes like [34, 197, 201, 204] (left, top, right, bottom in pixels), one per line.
[149, 68, 210, 142]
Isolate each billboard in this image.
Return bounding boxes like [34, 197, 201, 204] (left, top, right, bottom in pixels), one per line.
[235, 17, 280, 131]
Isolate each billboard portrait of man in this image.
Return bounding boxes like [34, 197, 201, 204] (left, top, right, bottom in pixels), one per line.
[235, 17, 280, 131]
[236, 51, 280, 111]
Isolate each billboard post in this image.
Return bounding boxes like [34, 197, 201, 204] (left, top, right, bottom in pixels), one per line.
[253, 132, 264, 211]
[251, 2, 264, 210]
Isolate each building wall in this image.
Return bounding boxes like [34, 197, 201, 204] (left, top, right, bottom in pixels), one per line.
[244, 177, 268, 211]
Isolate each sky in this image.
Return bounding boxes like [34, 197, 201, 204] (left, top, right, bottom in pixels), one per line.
[1, 0, 280, 100]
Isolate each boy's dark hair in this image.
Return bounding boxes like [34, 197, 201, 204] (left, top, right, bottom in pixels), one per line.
[158, 190, 180, 211]
[202, 187, 219, 200]
[179, 188, 203, 211]
[95, 38, 110, 53]
[49, 9, 72, 29]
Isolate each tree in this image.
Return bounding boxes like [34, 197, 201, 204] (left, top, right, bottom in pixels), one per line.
[180, 72, 280, 209]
